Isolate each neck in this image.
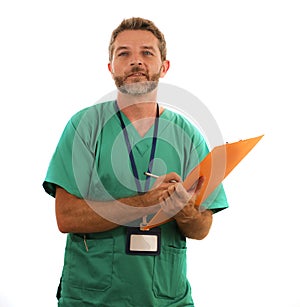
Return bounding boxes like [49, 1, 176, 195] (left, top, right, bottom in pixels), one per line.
[116, 89, 158, 120]
[116, 90, 163, 137]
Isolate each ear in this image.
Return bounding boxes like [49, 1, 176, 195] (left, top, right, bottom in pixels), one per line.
[108, 62, 113, 74]
[160, 60, 170, 78]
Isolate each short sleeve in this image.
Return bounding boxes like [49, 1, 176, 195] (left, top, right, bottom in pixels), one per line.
[201, 184, 228, 213]
[42, 112, 95, 198]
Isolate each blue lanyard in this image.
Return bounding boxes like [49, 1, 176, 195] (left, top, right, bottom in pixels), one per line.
[115, 101, 159, 194]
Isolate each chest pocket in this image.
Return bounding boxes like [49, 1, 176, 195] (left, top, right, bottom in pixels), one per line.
[65, 234, 114, 292]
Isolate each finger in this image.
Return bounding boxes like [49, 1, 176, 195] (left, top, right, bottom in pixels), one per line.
[193, 176, 205, 195]
[159, 183, 177, 200]
[159, 196, 179, 218]
[167, 184, 177, 194]
[151, 180, 174, 190]
[160, 172, 182, 184]
[161, 185, 175, 200]
[173, 183, 191, 202]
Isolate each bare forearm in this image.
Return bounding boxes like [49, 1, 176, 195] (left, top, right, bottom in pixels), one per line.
[175, 209, 213, 240]
[55, 187, 160, 233]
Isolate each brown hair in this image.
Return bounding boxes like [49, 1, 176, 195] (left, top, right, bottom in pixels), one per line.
[109, 17, 167, 62]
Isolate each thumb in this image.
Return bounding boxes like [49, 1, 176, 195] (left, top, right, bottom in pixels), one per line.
[193, 176, 205, 195]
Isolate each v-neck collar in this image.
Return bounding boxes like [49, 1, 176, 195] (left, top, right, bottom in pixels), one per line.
[117, 116, 154, 156]
[115, 107, 158, 156]
[116, 108, 158, 140]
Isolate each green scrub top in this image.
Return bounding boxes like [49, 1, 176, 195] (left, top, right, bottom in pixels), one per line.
[43, 101, 228, 306]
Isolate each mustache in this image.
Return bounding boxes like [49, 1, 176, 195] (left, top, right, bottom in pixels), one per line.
[125, 66, 149, 78]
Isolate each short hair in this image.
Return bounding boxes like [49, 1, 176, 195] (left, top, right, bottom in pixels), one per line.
[109, 17, 167, 62]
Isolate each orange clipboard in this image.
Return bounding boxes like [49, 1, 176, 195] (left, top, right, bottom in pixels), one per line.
[141, 135, 264, 230]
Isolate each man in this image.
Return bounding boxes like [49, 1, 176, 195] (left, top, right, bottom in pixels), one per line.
[43, 17, 228, 306]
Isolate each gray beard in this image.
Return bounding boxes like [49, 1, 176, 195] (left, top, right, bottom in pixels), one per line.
[117, 80, 159, 96]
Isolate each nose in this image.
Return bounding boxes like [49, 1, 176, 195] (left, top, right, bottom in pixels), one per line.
[130, 52, 143, 66]
[130, 60, 142, 66]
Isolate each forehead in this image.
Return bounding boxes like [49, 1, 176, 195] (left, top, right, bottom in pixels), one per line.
[113, 30, 159, 50]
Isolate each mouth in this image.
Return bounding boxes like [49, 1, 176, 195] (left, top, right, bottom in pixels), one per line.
[127, 73, 145, 78]
[125, 71, 148, 80]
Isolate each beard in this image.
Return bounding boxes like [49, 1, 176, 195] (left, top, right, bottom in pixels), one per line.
[113, 67, 161, 96]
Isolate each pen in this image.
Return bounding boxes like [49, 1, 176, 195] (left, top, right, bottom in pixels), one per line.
[144, 172, 159, 179]
[144, 172, 177, 183]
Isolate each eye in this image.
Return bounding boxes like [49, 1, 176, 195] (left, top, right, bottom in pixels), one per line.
[118, 52, 128, 57]
[143, 50, 153, 56]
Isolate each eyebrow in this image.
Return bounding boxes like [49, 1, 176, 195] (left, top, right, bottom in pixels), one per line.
[115, 46, 129, 53]
[114, 45, 157, 54]
[141, 46, 156, 51]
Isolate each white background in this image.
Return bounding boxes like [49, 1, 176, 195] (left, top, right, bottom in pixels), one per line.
[1, 0, 299, 306]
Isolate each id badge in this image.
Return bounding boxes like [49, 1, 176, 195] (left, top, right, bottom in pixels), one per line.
[126, 227, 161, 256]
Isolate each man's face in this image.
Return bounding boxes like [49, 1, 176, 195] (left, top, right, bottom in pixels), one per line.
[108, 30, 169, 96]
